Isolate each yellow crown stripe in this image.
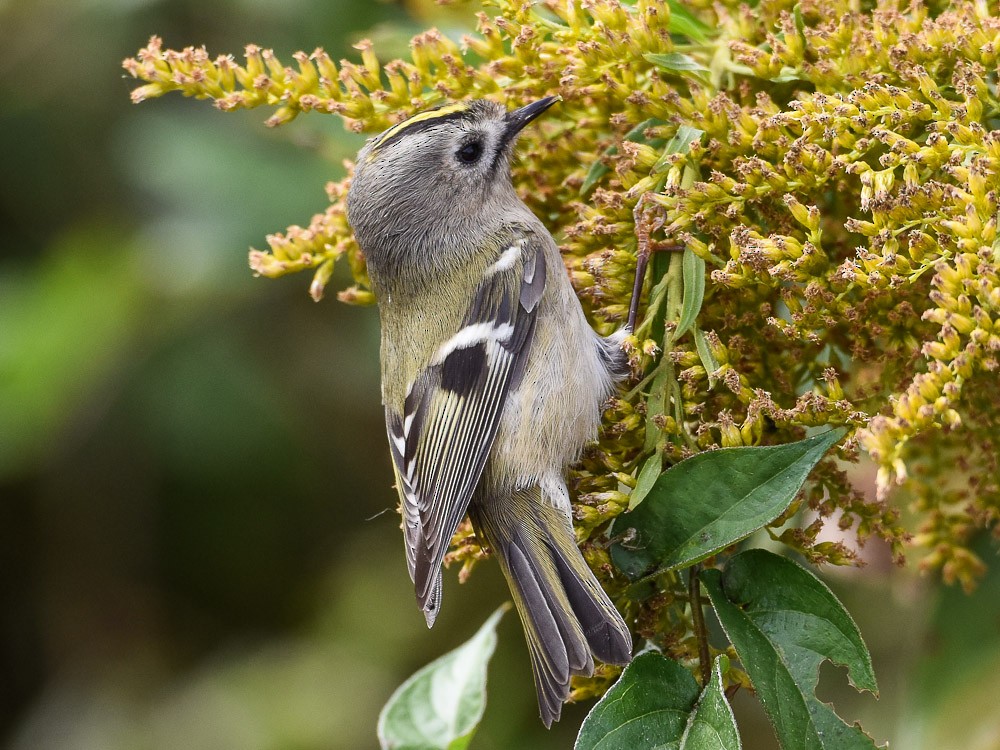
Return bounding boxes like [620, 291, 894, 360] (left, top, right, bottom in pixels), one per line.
[372, 103, 470, 148]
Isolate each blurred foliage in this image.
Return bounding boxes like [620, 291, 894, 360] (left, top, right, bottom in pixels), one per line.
[0, 0, 604, 746]
[3, 0, 1000, 747]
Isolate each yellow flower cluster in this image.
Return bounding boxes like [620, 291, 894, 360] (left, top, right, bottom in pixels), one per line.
[124, 0, 998, 596]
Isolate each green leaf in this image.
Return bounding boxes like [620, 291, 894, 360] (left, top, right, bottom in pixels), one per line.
[771, 70, 805, 83]
[667, 126, 705, 155]
[623, 117, 670, 145]
[629, 450, 663, 510]
[693, 327, 719, 388]
[642, 367, 672, 453]
[793, 3, 806, 38]
[580, 154, 613, 196]
[377, 605, 508, 750]
[643, 250, 675, 343]
[674, 249, 706, 340]
[644, 52, 709, 73]
[653, 126, 704, 171]
[702, 550, 880, 750]
[611, 428, 846, 579]
[665, 0, 713, 43]
[717, 550, 878, 692]
[576, 653, 742, 750]
[680, 656, 741, 749]
[575, 652, 700, 750]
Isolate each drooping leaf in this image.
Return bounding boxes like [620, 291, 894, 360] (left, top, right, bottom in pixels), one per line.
[702, 550, 881, 750]
[611, 428, 846, 579]
[377, 605, 507, 750]
[674, 248, 706, 340]
[575, 652, 700, 750]
[680, 656, 741, 749]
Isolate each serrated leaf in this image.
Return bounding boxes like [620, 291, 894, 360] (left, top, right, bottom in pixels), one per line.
[575, 652, 700, 750]
[674, 249, 706, 340]
[378, 605, 507, 750]
[702, 551, 881, 750]
[611, 429, 846, 579]
[644, 52, 709, 73]
[680, 656, 741, 749]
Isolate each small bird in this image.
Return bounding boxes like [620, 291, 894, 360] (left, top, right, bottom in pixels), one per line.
[346, 97, 633, 726]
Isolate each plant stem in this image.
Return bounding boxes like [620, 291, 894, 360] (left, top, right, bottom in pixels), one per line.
[689, 564, 711, 686]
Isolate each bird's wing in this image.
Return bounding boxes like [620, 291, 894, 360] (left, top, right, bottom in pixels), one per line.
[385, 235, 547, 624]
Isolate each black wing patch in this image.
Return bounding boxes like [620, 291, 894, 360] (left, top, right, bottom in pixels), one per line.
[385, 235, 547, 624]
[439, 342, 488, 395]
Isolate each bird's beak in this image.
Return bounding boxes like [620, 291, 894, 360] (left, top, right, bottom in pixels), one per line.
[502, 95, 560, 145]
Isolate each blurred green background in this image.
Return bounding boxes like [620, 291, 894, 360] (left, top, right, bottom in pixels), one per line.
[1, 0, 998, 748]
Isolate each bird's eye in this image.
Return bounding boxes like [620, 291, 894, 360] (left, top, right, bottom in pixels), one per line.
[456, 140, 483, 164]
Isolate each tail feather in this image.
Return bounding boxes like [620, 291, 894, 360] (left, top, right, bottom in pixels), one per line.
[506, 542, 571, 680]
[508, 538, 573, 726]
[470, 488, 632, 727]
[548, 540, 633, 665]
[421, 572, 443, 627]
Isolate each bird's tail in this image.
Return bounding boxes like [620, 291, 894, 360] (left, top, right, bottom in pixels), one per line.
[469, 487, 632, 727]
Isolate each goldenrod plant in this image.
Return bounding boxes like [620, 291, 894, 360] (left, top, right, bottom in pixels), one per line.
[124, 0, 1000, 746]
